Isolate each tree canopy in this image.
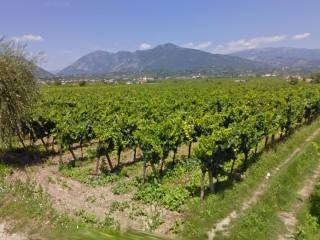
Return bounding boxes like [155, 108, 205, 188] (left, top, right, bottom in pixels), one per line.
[0, 39, 38, 147]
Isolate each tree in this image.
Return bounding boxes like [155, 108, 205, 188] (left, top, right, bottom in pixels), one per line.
[195, 127, 236, 197]
[233, 117, 260, 171]
[182, 117, 202, 158]
[0, 39, 38, 147]
[135, 122, 163, 181]
[311, 73, 320, 84]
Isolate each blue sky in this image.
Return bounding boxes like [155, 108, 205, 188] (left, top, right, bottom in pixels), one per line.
[1, 0, 320, 71]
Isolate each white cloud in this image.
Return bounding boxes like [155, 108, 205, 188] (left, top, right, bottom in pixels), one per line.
[139, 43, 152, 50]
[12, 34, 44, 42]
[214, 35, 287, 53]
[195, 41, 212, 50]
[181, 41, 212, 50]
[292, 32, 311, 40]
[181, 42, 194, 48]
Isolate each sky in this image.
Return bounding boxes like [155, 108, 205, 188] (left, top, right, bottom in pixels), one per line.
[1, 0, 320, 71]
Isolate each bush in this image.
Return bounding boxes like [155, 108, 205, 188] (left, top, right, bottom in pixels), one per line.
[111, 180, 137, 195]
[134, 183, 190, 211]
[311, 73, 320, 84]
[78, 80, 87, 86]
[0, 39, 39, 146]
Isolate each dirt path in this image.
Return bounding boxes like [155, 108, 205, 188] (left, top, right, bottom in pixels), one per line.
[207, 128, 320, 240]
[277, 162, 320, 239]
[0, 222, 27, 240]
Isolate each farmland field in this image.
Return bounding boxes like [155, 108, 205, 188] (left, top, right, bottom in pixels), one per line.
[2, 77, 320, 239]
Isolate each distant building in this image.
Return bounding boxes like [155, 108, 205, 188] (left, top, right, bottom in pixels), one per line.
[262, 73, 277, 77]
[104, 79, 115, 84]
[192, 75, 201, 79]
[234, 79, 247, 83]
[285, 75, 303, 80]
[138, 76, 154, 84]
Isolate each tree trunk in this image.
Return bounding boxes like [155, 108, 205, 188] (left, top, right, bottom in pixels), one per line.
[105, 153, 113, 171]
[29, 134, 34, 147]
[172, 150, 177, 164]
[150, 162, 157, 176]
[59, 146, 63, 165]
[264, 136, 269, 149]
[242, 151, 249, 171]
[229, 158, 236, 180]
[51, 138, 55, 153]
[117, 150, 121, 167]
[200, 169, 206, 200]
[80, 141, 83, 159]
[40, 137, 49, 153]
[160, 157, 165, 176]
[188, 142, 192, 158]
[17, 133, 26, 148]
[133, 147, 137, 162]
[254, 143, 258, 155]
[142, 160, 147, 182]
[95, 157, 100, 175]
[271, 134, 275, 146]
[68, 145, 76, 167]
[208, 168, 214, 193]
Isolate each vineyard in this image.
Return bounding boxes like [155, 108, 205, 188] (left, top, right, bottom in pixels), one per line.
[6, 78, 320, 237]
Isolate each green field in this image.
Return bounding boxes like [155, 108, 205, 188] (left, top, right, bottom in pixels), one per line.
[2, 77, 320, 239]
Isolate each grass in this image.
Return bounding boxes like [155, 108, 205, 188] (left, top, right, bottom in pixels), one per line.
[182, 119, 320, 239]
[224, 136, 320, 239]
[58, 157, 144, 187]
[59, 161, 121, 186]
[295, 181, 320, 240]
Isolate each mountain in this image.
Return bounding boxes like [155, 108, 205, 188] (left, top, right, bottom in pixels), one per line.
[58, 43, 267, 76]
[34, 66, 55, 79]
[232, 47, 320, 73]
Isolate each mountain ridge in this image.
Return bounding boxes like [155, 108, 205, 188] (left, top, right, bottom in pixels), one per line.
[231, 47, 320, 73]
[58, 43, 267, 76]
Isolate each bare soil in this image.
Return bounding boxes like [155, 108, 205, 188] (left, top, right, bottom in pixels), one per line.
[6, 144, 184, 237]
[0, 222, 27, 240]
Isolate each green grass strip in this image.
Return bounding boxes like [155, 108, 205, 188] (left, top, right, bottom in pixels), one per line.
[183, 119, 320, 239]
[222, 130, 320, 239]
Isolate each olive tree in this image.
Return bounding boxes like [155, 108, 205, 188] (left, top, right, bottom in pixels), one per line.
[0, 38, 39, 147]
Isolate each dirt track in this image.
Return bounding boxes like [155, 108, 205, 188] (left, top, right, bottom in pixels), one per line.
[207, 128, 320, 239]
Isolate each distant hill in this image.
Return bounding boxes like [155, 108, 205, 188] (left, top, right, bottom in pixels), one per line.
[58, 43, 267, 76]
[232, 47, 320, 73]
[34, 66, 55, 79]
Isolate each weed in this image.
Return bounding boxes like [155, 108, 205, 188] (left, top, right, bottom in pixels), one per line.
[110, 201, 130, 213]
[111, 179, 137, 195]
[75, 209, 98, 224]
[134, 183, 190, 211]
[86, 195, 97, 203]
[99, 212, 120, 230]
[47, 176, 56, 184]
[147, 209, 164, 231]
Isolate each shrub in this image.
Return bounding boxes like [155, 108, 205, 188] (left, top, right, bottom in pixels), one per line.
[134, 183, 190, 211]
